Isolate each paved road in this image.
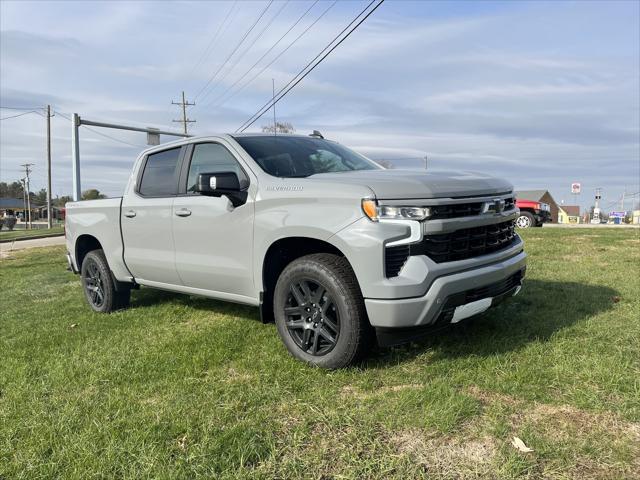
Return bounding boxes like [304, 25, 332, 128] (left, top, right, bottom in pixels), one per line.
[0, 235, 66, 257]
[542, 223, 639, 229]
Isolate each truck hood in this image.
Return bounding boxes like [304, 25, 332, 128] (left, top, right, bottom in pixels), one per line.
[308, 169, 513, 200]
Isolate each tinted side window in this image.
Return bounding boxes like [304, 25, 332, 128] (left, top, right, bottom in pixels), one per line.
[138, 147, 181, 196]
[186, 143, 246, 193]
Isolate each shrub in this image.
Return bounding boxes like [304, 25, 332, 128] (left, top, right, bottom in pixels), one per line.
[5, 216, 17, 231]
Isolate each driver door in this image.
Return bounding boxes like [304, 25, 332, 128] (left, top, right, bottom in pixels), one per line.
[172, 141, 255, 299]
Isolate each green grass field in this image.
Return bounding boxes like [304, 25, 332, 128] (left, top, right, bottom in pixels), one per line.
[0, 226, 64, 242]
[1, 228, 638, 479]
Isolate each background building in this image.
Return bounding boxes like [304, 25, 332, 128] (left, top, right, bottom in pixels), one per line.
[558, 205, 581, 224]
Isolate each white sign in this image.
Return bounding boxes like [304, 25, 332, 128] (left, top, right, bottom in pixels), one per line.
[571, 182, 581, 194]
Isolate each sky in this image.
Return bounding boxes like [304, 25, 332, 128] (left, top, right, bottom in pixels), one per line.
[1, 0, 639, 212]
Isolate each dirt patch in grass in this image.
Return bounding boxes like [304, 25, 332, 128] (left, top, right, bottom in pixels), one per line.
[390, 428, 497, 479]
[467, 386, 640, 478]
[467, 386, 639, 441]
[224, 367, 253, 383]
[340, 383, 422, 399]
[560, 254, 586, 262]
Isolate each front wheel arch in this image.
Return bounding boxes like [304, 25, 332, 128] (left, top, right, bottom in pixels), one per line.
[260, 236, 359, 323]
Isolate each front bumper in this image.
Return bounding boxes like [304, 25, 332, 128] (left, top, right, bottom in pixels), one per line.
[534, 210, 551, 224]
[364, 248, 527, 330]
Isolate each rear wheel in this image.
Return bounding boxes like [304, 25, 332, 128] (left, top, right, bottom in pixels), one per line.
[516, 211, 535, 228]
[273, 253, 371, 369]
[81, 250, 130, 313]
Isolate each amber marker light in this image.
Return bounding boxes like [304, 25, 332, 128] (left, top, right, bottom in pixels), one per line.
[361, 198, 379, 221]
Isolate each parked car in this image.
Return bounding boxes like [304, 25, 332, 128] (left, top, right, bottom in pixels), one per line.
[65, 133, 527, 368]
[515, 198, 551, 228]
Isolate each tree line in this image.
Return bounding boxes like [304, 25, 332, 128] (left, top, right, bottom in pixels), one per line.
[0, 181, 106, 206]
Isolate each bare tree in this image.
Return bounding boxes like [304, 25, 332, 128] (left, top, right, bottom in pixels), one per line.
[375, 159, 395, 169]
[261, 122, 295, 134]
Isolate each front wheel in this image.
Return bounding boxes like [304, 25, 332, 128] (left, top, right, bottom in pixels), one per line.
[273, 253, 371, 369]
[81, 250, 130, 313]
[515, 212, 535, 228]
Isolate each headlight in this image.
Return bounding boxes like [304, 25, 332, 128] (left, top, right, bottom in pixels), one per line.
[362, 199, 431, 222]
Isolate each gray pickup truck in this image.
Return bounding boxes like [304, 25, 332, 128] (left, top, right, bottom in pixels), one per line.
[66, 133, 526, 368]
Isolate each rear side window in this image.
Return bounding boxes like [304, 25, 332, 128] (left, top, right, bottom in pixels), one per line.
[138, 147, 181, 196]
[186, 143, 247, 193]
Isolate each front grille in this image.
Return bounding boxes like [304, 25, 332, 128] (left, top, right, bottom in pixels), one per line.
[429, 202, 484, 219]
[385, 245, 410, 277]
[416, 219, 517, 263]
[427, 196, 515, 220]
[504, 197, 515, 210]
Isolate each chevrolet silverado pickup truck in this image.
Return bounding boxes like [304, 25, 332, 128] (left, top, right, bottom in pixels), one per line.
[66, 133, 526, 368]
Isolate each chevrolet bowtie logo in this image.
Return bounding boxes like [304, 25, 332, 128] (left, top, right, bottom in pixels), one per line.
[483, 198, 506, 214]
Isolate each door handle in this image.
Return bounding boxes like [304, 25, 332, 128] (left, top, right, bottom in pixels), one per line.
[124, 210, 136, 218]
[175, 208, 192, 217]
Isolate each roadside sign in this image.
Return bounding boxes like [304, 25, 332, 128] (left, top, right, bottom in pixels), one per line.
[609, 211, 625, 218]
[571, 182, 581, 194]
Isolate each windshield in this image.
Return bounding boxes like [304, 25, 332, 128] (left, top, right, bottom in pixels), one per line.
[232, 135, 381, 178]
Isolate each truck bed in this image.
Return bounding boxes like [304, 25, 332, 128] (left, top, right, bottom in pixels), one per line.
[65, 198, 132, 281]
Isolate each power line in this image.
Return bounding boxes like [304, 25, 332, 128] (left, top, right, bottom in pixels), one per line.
[0, 105, 42, 111]
[193, 0, 275, 102]
[205, 0, 328, 111]
[237, 0, 385, 133]
[196, 0, 291, 107]
[186, 0, 239, 86]
[1, 110, 42, 121]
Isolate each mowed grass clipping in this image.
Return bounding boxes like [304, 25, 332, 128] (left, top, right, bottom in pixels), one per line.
[1, 228, 639, 479]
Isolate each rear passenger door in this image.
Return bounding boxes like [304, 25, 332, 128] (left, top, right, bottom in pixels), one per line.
[121, 146, 183, 285]
[172, 141, 255, 299]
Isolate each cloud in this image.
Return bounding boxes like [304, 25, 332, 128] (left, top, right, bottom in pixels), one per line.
[422, 83, 610, 107]
[0, 0, 638, 209]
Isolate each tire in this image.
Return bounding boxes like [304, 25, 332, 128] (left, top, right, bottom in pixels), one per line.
[273, 253, 371, 369]
[515, 211, 534, 229]
[80, 249, 130, 313]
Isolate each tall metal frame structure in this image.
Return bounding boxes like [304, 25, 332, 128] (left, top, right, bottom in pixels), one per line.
[71, 114, 190, 200]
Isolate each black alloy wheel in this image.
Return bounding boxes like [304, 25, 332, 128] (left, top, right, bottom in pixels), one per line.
[273, 253, 371, 369]
[83, 259, 106, 309]
[284, 278, 340, 356]
[80, 249, 130, 313]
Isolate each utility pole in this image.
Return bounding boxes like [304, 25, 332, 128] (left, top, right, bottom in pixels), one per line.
[20, 178, 27, 226]
[20, 163, 34, 229]
[46, 105, 53, 228]
[172, 91, 196, 135]
[621, 187, 626, 212]
[424, 155, 428, 170]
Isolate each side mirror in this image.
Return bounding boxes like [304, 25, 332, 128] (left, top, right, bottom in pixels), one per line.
[196, 172, 248, 207]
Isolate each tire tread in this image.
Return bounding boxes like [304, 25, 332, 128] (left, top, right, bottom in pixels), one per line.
[274, 253, 371, 368]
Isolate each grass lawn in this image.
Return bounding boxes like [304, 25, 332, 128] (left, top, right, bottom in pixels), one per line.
[0, 226, 64, 242]
[1, 228, 638, 479]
